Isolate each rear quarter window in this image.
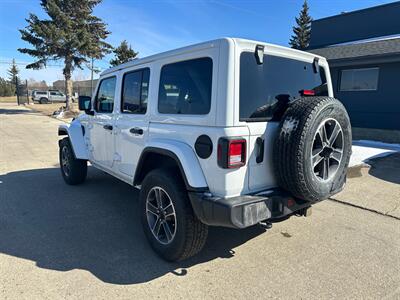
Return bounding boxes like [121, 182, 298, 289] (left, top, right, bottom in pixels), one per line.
[158, 57, 213, 115]
[239, 52, 327, 122]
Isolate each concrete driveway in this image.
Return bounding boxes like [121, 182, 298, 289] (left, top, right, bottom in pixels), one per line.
[0, 103, 399, 299]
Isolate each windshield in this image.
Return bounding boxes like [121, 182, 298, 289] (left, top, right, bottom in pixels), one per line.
[239, 52, 327, 122]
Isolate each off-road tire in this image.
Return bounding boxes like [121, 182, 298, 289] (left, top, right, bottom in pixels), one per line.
[273, 96, 352, 202]
[59, 137, 87, 185]
[140, 169, 208, 261]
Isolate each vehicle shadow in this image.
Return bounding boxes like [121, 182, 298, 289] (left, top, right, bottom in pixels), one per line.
[0, 108, 42, 116]
[367, 152, 400, 184]
[0, 167, 266, 284]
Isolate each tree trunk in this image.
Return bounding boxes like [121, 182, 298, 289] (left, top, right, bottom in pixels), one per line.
[64, 59, 74, 111]
[65, 75, 73, 111]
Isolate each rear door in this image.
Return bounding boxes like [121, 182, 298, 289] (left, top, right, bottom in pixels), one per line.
[49, 91, 59, 102]
[114, 67, 150, 177]
[239, 52, 328, 192]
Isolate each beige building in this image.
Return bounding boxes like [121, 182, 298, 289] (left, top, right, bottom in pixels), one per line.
[52, 79, 98, 97]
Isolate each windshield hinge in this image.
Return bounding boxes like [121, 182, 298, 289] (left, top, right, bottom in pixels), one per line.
[313, 57, 320, 73]
[255, 45, 265, 65]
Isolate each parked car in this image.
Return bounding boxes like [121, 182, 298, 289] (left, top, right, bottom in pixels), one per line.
[58, 38, 352, 261]
[32, 89, 66, 104]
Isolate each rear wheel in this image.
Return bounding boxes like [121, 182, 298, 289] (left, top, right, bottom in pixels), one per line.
[39, 97, 48, 104]
[139, 169, 208, 261]
[59, 137, 87, 185]
[273, 96, 352, 202]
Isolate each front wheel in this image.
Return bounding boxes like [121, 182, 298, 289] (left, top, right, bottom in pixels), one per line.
[59, 137, 87, 185]
[139, 169, 208, 261]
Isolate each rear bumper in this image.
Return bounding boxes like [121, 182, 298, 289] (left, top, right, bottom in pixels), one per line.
[189, 189, 311, 229]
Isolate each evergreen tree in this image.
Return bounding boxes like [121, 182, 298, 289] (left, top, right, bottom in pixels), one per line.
[7, 59, 19, 84]
[0, 77, 15, 97]
[18, 0, 112, 110]
[110, 40, 138, 67]
[289, 0, 312, 50]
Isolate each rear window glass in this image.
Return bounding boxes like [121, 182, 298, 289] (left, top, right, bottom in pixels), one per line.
[158, 57, 212, 115]
[240, 52, 327, 121]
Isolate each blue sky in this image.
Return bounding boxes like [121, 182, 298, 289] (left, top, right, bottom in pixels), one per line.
[0, 0, 395, 84]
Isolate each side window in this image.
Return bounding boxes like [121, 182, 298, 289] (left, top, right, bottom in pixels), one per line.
[121, 68, 150, 114]
[158, 57, 212, 115]
[94, 76, 116, 113]
[50, 91, 57, 96]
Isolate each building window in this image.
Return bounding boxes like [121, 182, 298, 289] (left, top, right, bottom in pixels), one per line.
[340, 67, 379, 91]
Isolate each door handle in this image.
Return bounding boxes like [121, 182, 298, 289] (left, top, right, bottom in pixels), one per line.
[103, 124, 113, 130]
[130, 127, 144, 135]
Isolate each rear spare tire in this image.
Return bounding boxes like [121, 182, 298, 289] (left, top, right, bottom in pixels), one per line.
[273, 96, 352, 202]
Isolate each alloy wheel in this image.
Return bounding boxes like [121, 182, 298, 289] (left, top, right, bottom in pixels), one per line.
[61, 146, 71, 177]
[146, 186, 177, 245]
[311, 118, 344, 181]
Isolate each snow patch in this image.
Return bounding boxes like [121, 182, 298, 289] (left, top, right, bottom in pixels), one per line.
[349, 140, 400, 167]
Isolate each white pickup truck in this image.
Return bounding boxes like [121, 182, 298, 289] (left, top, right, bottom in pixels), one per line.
[58, 38, 352, 261]
[32, 90, 66, 104]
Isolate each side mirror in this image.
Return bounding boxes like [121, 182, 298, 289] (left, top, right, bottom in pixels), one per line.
[78, 96, 93, 115]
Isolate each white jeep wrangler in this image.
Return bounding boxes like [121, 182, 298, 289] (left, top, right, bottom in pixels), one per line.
[58, 38, 352, 261]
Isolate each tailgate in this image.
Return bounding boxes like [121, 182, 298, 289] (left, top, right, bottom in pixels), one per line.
[246, 121, 279, 192]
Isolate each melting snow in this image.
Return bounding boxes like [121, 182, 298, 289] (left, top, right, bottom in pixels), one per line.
[350, 140, 400, 167]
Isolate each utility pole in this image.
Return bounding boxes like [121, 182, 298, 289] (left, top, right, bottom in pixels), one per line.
[90, 57, 94, 96]
[15, 76, 20, 105]
[26, 79, 29, 104]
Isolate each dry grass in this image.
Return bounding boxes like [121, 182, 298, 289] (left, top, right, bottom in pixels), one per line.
[28, 103, 80, 121]
[30, 103, 66, 116]
[0, 96, 18, 103]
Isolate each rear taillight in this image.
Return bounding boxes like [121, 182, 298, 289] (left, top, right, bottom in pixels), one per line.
[300, 89, 315, 96]
[218, 138, 246, 169]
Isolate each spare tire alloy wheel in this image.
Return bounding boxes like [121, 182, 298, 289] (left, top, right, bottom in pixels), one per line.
[311, 118, 343, 181]
[146, 186, 177, 245]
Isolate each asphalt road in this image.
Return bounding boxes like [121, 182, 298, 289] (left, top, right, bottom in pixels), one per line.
[1, 103, 399, 299]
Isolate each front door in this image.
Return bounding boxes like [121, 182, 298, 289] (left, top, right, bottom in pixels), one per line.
[114, 68, 150, 177]
[89, 76, 117, 169]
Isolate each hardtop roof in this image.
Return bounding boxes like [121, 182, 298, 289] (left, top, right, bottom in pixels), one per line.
[100, 37, 324, 77]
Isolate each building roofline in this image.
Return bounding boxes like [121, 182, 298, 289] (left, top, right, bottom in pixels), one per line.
[312, 1, 400, 23]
